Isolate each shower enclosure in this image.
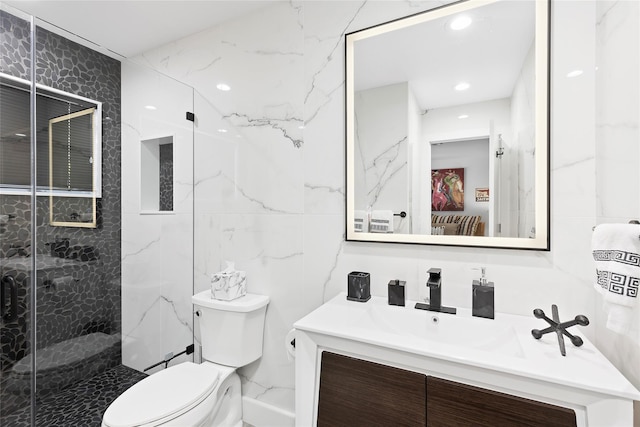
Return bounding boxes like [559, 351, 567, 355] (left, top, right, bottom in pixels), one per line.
[0, 4, 196, 425]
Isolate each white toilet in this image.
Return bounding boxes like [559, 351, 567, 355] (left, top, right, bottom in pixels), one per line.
[102, 290, 269, 427]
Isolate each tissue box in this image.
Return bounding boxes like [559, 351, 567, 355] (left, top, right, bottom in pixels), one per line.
[211, 270, 247, 301]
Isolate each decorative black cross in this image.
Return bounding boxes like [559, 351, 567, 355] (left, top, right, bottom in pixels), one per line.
[531, 305, 589, 356]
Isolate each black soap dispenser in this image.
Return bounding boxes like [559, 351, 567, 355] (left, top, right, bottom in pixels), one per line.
[472, 267, 494, 319]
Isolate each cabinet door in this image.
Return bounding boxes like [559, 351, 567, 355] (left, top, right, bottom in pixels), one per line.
[426, 376, 577, 427]
[317, 352, 426, 427]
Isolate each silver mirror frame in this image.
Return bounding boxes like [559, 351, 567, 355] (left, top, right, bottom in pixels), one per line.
[345, 0, 550, 250]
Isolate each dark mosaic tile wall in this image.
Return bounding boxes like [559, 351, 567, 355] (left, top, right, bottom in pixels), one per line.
[0, 9, 122, 421]
[159, 142, 174, 211]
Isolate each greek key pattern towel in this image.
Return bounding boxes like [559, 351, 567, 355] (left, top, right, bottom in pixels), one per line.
[592, 224, 640, 333]
[593, 251, 640, 297]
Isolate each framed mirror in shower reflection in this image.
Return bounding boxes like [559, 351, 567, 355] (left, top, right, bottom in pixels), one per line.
[0, 72, 101, 228]
[345, 0, 550, 250]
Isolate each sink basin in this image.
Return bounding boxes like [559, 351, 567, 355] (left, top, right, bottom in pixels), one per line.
[358, 304, 524, 358]
[294, 293, 640, 427]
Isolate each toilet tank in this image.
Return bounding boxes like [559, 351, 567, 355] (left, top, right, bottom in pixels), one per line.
[192, 290, 269, 367]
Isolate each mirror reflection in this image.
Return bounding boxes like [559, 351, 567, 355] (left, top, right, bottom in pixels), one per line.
[50, 196, 96, 227]
[346, 0, 549, 249]
[0, 72, 101, 228]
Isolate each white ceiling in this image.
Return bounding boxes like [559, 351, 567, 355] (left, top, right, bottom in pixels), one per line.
[354, 1, 535, 110]
[3, 1, 537, 111]
[3, 1, 279, 58]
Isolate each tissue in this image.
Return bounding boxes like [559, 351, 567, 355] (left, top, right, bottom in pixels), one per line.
[211, 261, 246, 301]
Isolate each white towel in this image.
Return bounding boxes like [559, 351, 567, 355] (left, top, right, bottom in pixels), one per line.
[353, 210, 367, 232]
[370, 210, 394, 233]
[592, 224, 640, 334]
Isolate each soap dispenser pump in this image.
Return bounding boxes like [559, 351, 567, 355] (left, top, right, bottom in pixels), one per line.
[472, 267, 494, 319]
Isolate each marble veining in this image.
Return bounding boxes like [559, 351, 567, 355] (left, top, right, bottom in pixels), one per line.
[120, 0, 640, 418]
[365, 139, 407, 204]
[239, 372, 295, 404]
[222, 112, 303, 148]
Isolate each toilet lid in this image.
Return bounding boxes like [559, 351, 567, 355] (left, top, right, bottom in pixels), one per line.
[103, 362, 220, 427]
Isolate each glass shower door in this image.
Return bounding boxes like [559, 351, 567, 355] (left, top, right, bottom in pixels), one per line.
[1, 4, 134, 425]
[0, 5, 35, 427]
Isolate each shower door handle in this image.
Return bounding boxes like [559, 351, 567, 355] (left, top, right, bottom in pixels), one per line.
[1, 274, 17, 322]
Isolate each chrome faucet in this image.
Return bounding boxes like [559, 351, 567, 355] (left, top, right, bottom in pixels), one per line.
[415, 268, 457, 314]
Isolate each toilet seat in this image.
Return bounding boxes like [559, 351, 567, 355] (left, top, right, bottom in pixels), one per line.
[102, 362, 220, 427]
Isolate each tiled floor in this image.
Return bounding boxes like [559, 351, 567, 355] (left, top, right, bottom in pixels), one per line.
[0, 365, 147, 427]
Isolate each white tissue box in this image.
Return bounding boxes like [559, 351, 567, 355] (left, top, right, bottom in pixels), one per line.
[211, 270, 247, 301]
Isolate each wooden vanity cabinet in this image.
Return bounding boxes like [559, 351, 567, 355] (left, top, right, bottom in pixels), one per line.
[317, 352, 426, 427]
[426, 376, 577, 427]
[317, 352, 577, 427]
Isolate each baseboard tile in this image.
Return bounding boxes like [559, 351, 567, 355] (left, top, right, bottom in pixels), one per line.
[242, 396, 295, 427]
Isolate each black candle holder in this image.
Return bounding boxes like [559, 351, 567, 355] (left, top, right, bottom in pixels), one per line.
[531, 304, 589, 356]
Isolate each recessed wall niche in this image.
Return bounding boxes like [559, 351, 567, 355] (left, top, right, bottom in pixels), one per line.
[141, 136, 174, 212]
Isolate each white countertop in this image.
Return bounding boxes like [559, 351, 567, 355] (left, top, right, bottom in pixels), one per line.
[294, 293, 640, 401]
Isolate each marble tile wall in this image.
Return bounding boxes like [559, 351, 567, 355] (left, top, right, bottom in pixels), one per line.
[594, 0, 640, 391]
[122, 0, 639, 416]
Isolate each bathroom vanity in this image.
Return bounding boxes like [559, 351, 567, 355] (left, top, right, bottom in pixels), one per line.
[294, 294, 640, 426]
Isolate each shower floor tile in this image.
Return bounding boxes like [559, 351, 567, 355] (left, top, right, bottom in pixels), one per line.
[1, 364, 147, 427]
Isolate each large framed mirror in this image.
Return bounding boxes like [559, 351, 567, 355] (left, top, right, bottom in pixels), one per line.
[345, 0, 550, 250]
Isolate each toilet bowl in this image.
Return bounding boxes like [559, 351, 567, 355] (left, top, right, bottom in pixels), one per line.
[102, 291, 269, 427]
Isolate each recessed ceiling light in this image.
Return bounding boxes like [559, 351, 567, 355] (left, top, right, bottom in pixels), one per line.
[458, 114, 469, 119]
[144, 105, 157, 110]
[450, 16, 472, 31]
[567, 70, 583, 78]
[216, 83, 231, 91]
[454, 82, 470, 91]
[217, 129, 228, 133]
